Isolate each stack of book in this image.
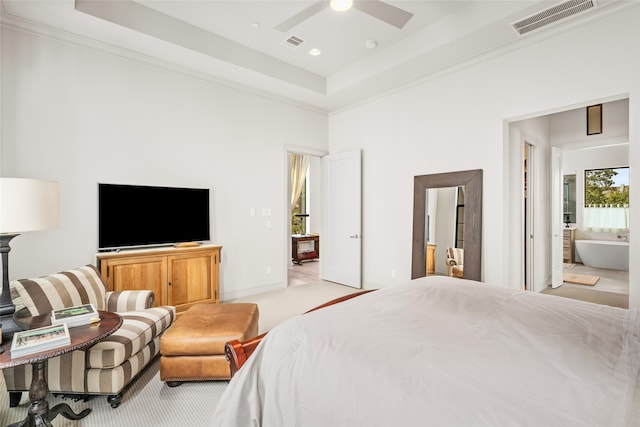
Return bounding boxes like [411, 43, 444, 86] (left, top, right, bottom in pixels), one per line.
[11, 323, 71, 358]
[51, 304, 100, 328]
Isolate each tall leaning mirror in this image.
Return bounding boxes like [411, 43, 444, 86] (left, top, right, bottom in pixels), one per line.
[412, 169, 482, 281]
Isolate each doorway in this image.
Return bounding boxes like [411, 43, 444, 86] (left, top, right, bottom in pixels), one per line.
[557, 146, 630, 301]
[509, 98, 630, 306]
[286, 149, 322, 287]
[285, 148, 363, 289]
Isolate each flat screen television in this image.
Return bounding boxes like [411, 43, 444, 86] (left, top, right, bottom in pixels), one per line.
[98, 183, 210, 251]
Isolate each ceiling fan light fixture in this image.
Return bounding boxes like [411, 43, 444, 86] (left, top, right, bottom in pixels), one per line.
[329, 0, 353, 12]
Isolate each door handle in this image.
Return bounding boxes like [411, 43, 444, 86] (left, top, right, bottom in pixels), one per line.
[350, 234, 359, 239]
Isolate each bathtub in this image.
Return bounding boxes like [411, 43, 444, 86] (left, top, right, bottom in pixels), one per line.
[574, 240, 629, 271]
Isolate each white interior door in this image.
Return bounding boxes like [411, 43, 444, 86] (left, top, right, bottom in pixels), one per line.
[551, 147, 564, 288]
[321, 149, 362, 288]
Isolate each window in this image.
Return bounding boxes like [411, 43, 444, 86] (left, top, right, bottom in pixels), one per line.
[583, 167, 629, 230]
[290, 153, 309, 235]
[292, 182, 307, 235]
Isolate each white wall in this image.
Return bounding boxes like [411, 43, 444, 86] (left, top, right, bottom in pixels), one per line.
[3, 6, 639, 308]
[1, 26, 328, 299]
[551, 99, 630, 146]
[328, 6, 640, 307]
[554, 99, 630, 242]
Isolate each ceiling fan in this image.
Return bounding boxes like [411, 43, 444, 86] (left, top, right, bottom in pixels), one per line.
[274, 0, 414, 32]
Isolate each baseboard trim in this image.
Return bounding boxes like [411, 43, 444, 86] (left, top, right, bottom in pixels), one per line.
[221, 282, 285, 301]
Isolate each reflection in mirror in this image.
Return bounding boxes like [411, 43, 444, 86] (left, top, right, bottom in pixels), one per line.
[412, 169, 482, 281]
[426, 186, 465, 276]
[563, 174, 576, 226]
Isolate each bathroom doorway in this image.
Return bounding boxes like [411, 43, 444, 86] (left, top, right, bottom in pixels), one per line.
[558, 148, 630, 303]
[509, 97, 630, 307]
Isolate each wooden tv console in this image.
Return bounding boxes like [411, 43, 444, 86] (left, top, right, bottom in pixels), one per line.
[96, 245, 221, 314]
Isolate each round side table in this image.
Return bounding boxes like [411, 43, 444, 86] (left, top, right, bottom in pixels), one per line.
[0, 311, 122, 427]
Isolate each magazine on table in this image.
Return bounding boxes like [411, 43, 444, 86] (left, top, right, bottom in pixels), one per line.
[51, 303, 100, 328]
[10, 323, 71, 358]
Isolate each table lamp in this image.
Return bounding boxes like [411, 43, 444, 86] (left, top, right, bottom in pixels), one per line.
[0, 178, 59, 345]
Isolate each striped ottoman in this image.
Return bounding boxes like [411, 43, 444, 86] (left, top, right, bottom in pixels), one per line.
[159, 303, 259, 386]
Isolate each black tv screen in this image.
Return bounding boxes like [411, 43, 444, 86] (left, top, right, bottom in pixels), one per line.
[98, 183, 210, 250]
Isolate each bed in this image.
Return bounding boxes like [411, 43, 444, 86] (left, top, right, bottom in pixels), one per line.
[212, 276, 639, 426]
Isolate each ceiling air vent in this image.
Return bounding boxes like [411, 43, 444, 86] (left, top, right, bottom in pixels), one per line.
[282, 35, 305, 49]
[511, 0, 597, 35]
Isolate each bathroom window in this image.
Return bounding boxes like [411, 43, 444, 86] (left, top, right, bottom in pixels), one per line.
[583, 167, 629, 230]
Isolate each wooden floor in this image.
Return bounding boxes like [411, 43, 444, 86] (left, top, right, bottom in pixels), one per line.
[288, 260, 320, 287]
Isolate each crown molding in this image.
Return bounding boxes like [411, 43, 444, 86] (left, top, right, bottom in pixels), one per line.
[0, 10, 329, 115]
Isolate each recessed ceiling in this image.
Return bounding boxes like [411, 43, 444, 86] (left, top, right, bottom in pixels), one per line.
[0, 0, 627, 112]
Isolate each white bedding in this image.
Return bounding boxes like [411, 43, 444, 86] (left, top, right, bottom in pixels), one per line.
[211, 276, 640, 426]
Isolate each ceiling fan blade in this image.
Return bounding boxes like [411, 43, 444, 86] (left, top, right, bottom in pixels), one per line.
[274, 1, 328, 32]
[353, 0, 413, 29]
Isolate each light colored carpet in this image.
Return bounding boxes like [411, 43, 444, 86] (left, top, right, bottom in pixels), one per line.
[0, 357, 227, 426]
[230, 280, 361, 333]
[0, 281, 359, 425]
[563, 272, 599, 286]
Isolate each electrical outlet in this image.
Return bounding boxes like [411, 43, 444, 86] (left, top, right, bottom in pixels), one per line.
[262, 208, 271, 216]
[266, 265, 272, 274]
[391, 269, 396, 278]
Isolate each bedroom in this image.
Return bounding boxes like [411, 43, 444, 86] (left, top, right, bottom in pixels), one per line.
[0, 1, 639, 425]
[1, 1, 638, 308]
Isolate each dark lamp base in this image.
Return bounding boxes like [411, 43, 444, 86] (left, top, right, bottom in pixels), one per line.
[1, 233, 22, 345]
[1, 313, 22, 343]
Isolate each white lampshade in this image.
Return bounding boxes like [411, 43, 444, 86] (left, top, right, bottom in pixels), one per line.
[330, 0, 353, 12]
[0, 178, 60, 234]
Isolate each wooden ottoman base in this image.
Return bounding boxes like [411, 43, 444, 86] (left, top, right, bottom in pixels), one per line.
[160, 303, 259, 385]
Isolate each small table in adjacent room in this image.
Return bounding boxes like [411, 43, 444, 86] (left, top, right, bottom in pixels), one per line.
[0, 311, 122, 427]
[291, 234, 320, 265]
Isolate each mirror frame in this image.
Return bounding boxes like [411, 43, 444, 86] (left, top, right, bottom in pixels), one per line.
[412, 169, 483, 281]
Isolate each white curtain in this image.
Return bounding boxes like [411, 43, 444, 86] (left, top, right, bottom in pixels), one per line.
[583, 206, 629, 231]
[290, 153, 309, 210]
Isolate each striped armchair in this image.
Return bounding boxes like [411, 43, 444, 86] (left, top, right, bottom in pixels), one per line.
[4, 265, 175, 408]
[445, 247, 464, 278]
